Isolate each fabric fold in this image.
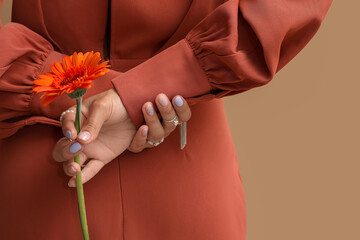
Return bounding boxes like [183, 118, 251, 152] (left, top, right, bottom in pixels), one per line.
[111, 0, 332, 127]
[0, 23, 120, 139]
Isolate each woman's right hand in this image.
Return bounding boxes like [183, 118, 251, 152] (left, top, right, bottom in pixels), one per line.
[128, 94, 191, 153]
[52, 89, 137, 186]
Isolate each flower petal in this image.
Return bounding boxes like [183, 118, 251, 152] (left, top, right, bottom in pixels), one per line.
[50, 62, 64, 75]
[34, 78, 53, 86]
[62, 56, 72, 71]
[72, 52, 79, 67]
[77, 52, 84, 65]
[41, 95, 58, 106]
[33, 51, 110, 106]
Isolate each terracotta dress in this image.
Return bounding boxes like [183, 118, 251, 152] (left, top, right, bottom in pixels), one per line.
[0, 0, 332, 239]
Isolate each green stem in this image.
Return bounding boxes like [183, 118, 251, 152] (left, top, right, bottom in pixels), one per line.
[75, 97, 89, 240]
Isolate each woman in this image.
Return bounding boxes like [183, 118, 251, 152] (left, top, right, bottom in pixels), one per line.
[0, 0, 332, 239]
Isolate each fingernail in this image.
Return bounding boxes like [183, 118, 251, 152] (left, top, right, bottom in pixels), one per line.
[65, 130, 72, 139]
[158, 94, 169, 107]
[68, 179, 75, 187]
[68, 166, 76, 174]
[141, 127, 148, 137]
[69, 142, 82, 154]
[174, 96, 183, 107]
[78, 131, 91, 141]
[145, 104, 154, 116]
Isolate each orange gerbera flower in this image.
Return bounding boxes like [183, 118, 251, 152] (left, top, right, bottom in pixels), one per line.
[33, 51, 110, 106]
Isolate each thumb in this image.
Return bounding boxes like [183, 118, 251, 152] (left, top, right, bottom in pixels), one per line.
[77, 99, 110, 144]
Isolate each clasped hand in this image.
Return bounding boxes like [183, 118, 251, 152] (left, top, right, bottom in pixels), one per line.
[52, 89, 191, 187]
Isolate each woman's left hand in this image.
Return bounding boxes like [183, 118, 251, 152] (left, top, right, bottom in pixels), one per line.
[127, 94, 191, 153]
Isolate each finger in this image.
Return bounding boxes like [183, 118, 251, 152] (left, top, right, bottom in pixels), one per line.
[62, 152, 87, 176]
[60, 107, 77, 140]
[155, 93, 177, 137]
[68, 159, 105, 187]
[60, 106, 88, 140]
[76, 98, 110, 145]
[143, 102, 165, 143]
[52, 137, 84, 163]
[127, 125, 149, 153]
[172, 95, 191, 122]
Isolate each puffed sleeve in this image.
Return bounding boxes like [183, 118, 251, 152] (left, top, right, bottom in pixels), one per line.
[112, 0, 332, 127]
[0, 23, 119, 139]
[0, 22, 62, 138]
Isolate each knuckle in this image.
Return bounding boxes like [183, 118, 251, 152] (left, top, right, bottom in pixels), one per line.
[51, 150, 60, 162]
[148, 131, 164, 142]
[63, 163, 73, 176]
[89, 168, 98, 178]
[162, 106, 173, 116]
[92, 99, 107, 109]
[61, 151, 72, 162]
[128, 146, 143, 153]
[164, 123, 176, 132]
[82, 175, 89, 184]
[178, 109, 191, 122]
[146, 111, 160, 121]
[183, 111, 192, 122]
[129, 141, 143, 152]
[163, 128, 173, 138]
[127, 146, 135, 152]
[52, 138, 68, 162]
[146, 116, 157, 124]
[85, 120, 98, 132]
[83, 168, 96, 183]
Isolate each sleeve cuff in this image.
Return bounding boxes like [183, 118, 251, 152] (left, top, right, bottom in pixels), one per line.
[111, 39, 212, 128]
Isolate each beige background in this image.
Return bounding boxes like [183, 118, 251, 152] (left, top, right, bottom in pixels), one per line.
[1, 1, 359, 239]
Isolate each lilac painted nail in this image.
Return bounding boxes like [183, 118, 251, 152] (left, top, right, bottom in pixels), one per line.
[69, 142, 82, 154]
[174, 96, 183, 107]
[65, 130, 72, 139]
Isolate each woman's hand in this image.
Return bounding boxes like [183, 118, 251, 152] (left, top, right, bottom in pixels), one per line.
[52, 88, 136, 187]
[52, 90, 191, 187]
[128, 94, 191, 153]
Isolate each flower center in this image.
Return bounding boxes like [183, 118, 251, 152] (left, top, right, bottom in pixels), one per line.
[61, 73, 81, 86]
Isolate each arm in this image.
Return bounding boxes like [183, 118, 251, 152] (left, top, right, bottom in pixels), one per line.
[0, 22, 120, 139]
[112, 0, 333, 127]
[0, 0, 332, 137]
[56, 0, 332, 185]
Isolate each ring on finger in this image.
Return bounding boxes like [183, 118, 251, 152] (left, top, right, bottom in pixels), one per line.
[146, 137, 164, 147]
[165, 115, 180, 126]
[60, 109, 75, 125]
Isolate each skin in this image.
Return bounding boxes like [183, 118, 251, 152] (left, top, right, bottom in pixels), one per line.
[52, 89, 191, 187]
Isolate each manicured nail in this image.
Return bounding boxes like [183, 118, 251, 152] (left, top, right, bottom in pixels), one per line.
[68, 179, 75, 187]
[158, 94, 169, 107]
[141, 127, 148, 137]
[145, 104, 154, 116]
[68, 166, 77, 174]
[78, 131, 91, 141]
[174, 96, 183, 107]
[65, 130, 72, 139]
[69, 142, 82, 154]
